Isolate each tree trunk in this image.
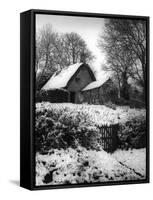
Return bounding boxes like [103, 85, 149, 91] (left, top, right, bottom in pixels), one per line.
[72, 47, 75, 64]
[118, 86, 121, 99]
[121, 71, 129, 100]
[45, 53, 49, 69]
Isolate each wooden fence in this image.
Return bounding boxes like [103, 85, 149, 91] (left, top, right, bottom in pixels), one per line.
[98, 124, 119, 152]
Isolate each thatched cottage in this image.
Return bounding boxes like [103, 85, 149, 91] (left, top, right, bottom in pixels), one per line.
[41, 63, 118, 104]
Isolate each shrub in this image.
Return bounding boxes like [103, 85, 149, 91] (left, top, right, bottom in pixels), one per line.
[35, 105, 102, 153]
[114, 97, 129, 106]
[115, 97, 145, 108]
[104, 101, 116, 110]
[128, 99, 145, 109]
[36, 89, 69, 103]
[118, 116, 146, 149]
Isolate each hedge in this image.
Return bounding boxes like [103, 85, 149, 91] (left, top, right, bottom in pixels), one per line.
[35, 106, 102, 153]
[36, 89, 69, 103]
[118, 116, 146, 149]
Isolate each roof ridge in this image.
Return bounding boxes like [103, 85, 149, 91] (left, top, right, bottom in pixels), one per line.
[82, 77, 110, 91]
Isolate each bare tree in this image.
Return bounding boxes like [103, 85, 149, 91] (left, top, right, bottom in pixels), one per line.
[35, 24, 59, 90]
[36, 26, 94, 91]
[98, 19, 146, 100]
[38, 24, 60, 71]
[35, 34, 42, 73]
[62, 32, 94, 65]
[36, 28, 94, 71]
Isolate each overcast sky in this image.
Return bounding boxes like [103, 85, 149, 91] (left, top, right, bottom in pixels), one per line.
[36, 14, 107, 80]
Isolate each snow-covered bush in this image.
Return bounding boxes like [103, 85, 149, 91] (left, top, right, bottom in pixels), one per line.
[36, 102, 146, 125]
[35, 104, 102, 153]
[118, 115, 146, 149]
[104, 101, 116, 110]
[35, 102, 146, 152]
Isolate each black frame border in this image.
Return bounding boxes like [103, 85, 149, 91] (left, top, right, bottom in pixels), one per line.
[20, 9, 150, 190]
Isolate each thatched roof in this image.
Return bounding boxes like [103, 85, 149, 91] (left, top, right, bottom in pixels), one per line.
[82, 77, 110, 91]
[42, 63, 95, 90]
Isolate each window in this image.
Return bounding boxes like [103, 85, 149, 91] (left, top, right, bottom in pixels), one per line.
[75, 77, 80, 83]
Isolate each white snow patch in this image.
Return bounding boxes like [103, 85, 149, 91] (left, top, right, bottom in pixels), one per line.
[82, 77, 109, 91]
[112, 148, 146, 176]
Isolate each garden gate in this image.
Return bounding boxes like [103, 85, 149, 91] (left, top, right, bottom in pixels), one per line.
[98, 124, 119, 152]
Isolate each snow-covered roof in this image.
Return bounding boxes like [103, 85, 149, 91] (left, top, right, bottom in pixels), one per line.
[82, 77, 110, 91]
[42, 63, 83, 90]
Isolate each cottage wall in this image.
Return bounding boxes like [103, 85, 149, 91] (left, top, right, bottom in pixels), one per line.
[80, 79, 118, 105]
[80, 88, 101, 104]
[67, 66, 93, 92]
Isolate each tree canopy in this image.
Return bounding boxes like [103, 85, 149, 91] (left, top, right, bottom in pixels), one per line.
[98, 19, 146, 100]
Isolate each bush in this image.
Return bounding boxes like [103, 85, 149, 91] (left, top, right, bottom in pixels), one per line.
[114, 97, 129, 106]
[118, 116, 146, 149]
[35, 105, 102, 153]
[115, 97, 145, 108]
[36, 89, 69, 103]
[104, 101, 116, 110]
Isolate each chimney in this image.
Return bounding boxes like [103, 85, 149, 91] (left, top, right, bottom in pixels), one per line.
[80, 50, 86, 63]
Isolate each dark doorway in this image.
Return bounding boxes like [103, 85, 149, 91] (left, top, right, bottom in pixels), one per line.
[70, 92, 75, 103]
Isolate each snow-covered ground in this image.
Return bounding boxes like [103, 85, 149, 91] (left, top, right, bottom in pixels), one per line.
[36, 147, 146, 186]
[112, 148, 146, 176]
[36, 102, 146, 125]
[35, 102, 146, 186]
